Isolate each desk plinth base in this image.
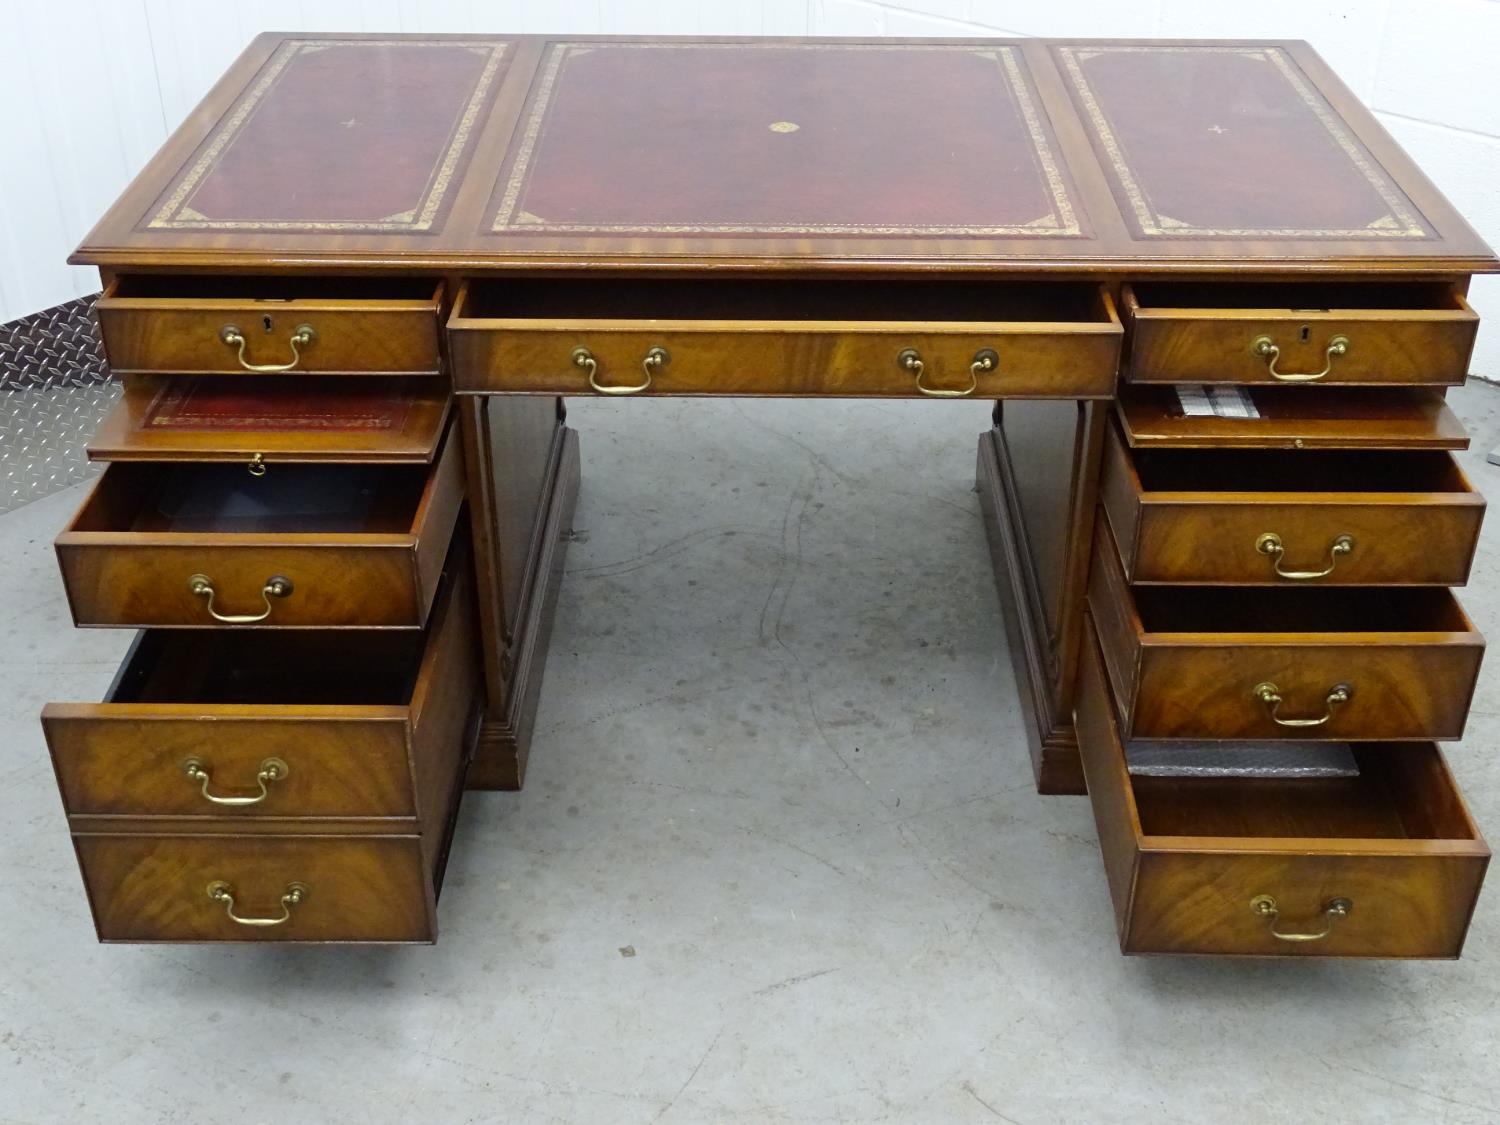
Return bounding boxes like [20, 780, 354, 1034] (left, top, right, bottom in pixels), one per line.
[465, 414, 581, 791]
[977, 426, 1087, 796]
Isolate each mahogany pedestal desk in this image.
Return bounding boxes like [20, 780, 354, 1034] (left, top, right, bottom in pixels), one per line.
[41, 34, 1496, 955]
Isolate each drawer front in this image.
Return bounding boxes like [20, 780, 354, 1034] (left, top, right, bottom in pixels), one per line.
[1131, 642, 1483, 741]
[447, 280, 1123, 398]
[56, 422, 463, 628]
[1123, 284, 1478, 386]
[59, 543, 431, 628]
[43, 538, 478, 822]
[1088, 516, 1485, 741]
[44, 714, 414, 819]
[1115, 503, 1482, 586]
[1100, 424, 1485, 585]
[1075, 618, 1489, 958]
[96, 280, 444, 376]
[74, 834, 433, 942]
[450, 325, 1121, 398]
[1127, 850, 1488, 957]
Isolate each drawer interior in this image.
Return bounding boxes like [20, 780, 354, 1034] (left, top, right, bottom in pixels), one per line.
[75, 461, 428, 535]
[107, 274, 441, 302]
[1128, 280, 1465, 313]
[1131, 584, 1471, 634]
[456, 276, 1113, 324]
[110, 628, 425, 707]
[1132, 746, 1479, 842]
[1129, 446, 1469, 494]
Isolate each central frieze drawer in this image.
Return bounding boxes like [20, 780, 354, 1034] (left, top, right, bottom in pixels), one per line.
[1087, 517, 1484, 741]
[1100, 417, 1485, 585]
[55, 421, 463, 628]
[447, 278, 1122, 398]
[96, 275, 444, 376]
[1122, 281, 1477, 386]
[1076, 618, 1489, 958]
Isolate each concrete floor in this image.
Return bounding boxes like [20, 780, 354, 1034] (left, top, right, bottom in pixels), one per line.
[4, 388, 1500, 1124]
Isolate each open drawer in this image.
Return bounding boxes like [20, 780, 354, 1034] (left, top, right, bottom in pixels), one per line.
[447, 277, 1123, 398]
[88, 375, 452, 464]
[44, 541, 477, 821]
[1099, 415, 1485, 585]
[96, 275, 444, 376]
[1076, 617, 1489, 957]
[1088, 516, 1485, 741]
[55, 420, 463, 628]
[1122, 281, 1478, 386]
[46, 550, 478, 943]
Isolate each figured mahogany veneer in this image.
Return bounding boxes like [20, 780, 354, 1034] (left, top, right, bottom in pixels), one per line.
[49, 33, 1500, 955]
[56, 420, 463, 628]
[448, 278, 1122, 397]
[1076, 618, 1489, 957]
[1087, 515, 1485, 742]
[1099, 416, 1485, 586]
[57, 549, 479, 943]
[1122, 282, 1478, 386]
[96, 276, 445, 376]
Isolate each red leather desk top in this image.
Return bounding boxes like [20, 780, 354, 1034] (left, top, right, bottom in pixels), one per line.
[75, 35, 1495, 273]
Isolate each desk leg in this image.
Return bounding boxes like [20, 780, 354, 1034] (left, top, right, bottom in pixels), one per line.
[459, 395, 580, 790]
[976, 400, 1105, 795]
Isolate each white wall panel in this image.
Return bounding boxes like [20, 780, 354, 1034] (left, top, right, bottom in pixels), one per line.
[0, 0, 164, 319]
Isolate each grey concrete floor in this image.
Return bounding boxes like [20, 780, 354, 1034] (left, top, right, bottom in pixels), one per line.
[4, 389, 1500, 1124]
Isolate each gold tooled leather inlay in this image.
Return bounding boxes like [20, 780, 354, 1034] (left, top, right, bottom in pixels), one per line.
[492, 42, 1083, 237]
[1057, 45, 1431, 240]
[146, 39, 508, 233]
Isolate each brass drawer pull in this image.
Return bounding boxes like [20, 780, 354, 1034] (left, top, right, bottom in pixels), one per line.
[187, 573, 293, 623]
[900, 347, 996, 398]
[1256, 532, 1355, 580]
[1250, 333, 1349, 382]
[219, 323, 317, 373]
[574, 345, 666, 395]
[206, 880, 308, 927]
[1252, 681, 1351, 728]
[183, 756, 289, 806]
[1250, 894, 1352, 942]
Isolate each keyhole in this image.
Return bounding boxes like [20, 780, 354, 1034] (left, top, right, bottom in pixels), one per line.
[1299, 325, 1310, 343]
[262, 314, 273, 333]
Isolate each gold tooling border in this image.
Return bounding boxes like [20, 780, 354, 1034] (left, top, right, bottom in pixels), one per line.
[1057, 44, 1430, 240]
[491, 42, 1084, 237]
[146, 39, 508, 232]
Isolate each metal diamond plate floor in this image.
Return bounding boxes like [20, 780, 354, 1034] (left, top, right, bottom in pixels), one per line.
[0, 380, 118, 514]
[0, 295, 114, 515]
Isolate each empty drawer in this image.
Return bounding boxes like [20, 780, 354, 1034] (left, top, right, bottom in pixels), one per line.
[1099, 416, 1484, 585]
[1076, 617, 1489, 958]
[55, 421, 463, 628]
[43, 541, 478, 821]
[1088, 516, 1485, 741]
[447, 277, 1123, 398]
